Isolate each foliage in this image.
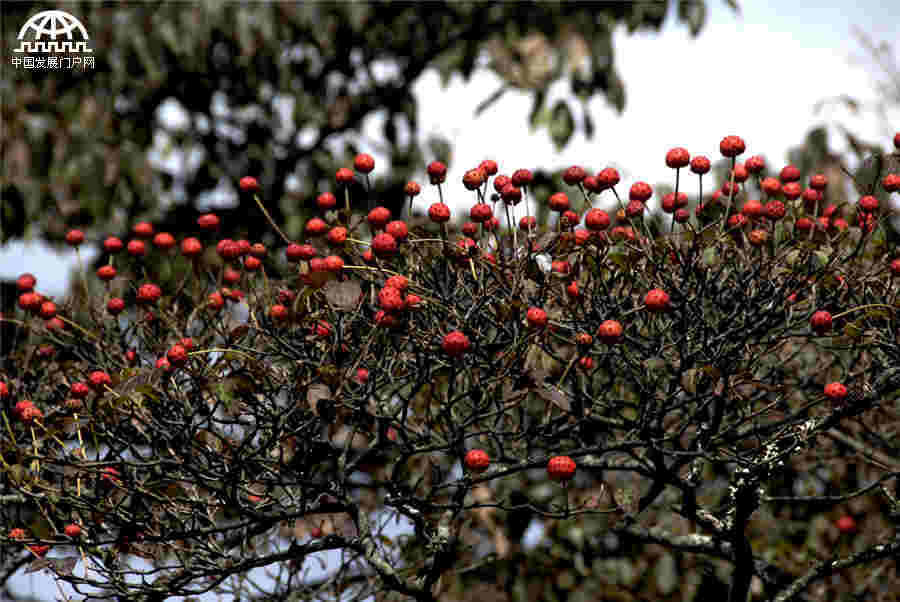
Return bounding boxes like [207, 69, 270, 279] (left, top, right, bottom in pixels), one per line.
[2, 137, 900, 602]
[1, 1, 731, 249]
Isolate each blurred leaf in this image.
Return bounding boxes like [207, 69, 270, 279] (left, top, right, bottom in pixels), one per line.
[678, 0, 707, 36]
[549, 100, 575, 151]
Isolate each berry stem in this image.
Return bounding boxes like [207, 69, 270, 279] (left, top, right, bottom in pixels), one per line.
[721, 157, 737, 234]
[252, 194, 291, 245]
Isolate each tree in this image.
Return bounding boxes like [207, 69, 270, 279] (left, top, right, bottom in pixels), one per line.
[2, 134, 899, 600]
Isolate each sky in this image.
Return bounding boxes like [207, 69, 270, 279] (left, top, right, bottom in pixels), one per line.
[4, 1, 900, 599]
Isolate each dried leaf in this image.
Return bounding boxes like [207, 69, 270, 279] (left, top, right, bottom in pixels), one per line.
[324, 280, 363, 310]
[307, 384, 331, 415]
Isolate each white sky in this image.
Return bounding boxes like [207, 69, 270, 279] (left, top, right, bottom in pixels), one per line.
[4, 1, 900, 599]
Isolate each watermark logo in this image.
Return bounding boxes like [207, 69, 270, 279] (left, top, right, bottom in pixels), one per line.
[11, 9, 95, 70]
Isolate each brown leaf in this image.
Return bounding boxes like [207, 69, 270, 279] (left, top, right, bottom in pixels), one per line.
[324, 280, 363, 310]
[307, 384, 331, 415]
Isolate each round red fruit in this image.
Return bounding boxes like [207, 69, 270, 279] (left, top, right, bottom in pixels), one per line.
[442, 330, 471, 357]
[427, 161, 447, 185]
[824, 382, 847, 404]
[810, 310, 832, 334]
[372, 233, 398, 257]
[629, 182, 652, 202]
[835, 515, 857, 534]
[428, 203, 451, 223]
[719, 135, 746, 158]
[316, 192, 337, 211]
[644, 289, 670, 313]
[354, 153, 375, 173]
[665, 147, 690, 169]
[197, 213, 220, 231]
[597, 319, 623, 344]
[526, 307, 548, 329]
[464, 449, 490, 473]
[239, 176, 260, 192]
[547, 455, 576, 482]
[132, 222, 154, 239]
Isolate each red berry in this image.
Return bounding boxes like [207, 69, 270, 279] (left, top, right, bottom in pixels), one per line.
[18, 291, 42, 313]
[890, 258, 900, 276]
[765, 200, 786, 221]
[463, 168, 486, 190]
[327, 226, 348, 246]
[794, 217, 814, 233]
[136, 283, 162, 305]
[39, 301, 57, 319]
[88, 371, 112, 390]
[464, 449, 490, 473]
[665, 147, 690, 169]
[748, 229, 768, 246]
[596, 167, 620, 189]
[9, 528, 26, 540]
[385, 275, 409, 291]
[895, 132, 900, 150]
[181, 237, 203, 258]
[519, 216, 536, 231]
[470, 203, 493, 223]
[21, 404, 44, 424]
[29, 545, 50, 558]
[625, 200, 645, 218]
[809, 173, 827, 190]
[132, 222, 154, 239]
[548, 192, 569, 212]
[96, 265, 116, 282]
[197, 213, 220, 231]
[858, 195, 878, 213]
[239, 176, 260, 192]
[316, 192, 337, 211]
[0, 382, 8, 399]
[810, 310, 832, 334]
[310, 526, 323, 538]
[585, 209, 611, 231]
[719, 135, 746, 158]
[782, 182, 802, 200]
[371, 233, 398, 257]
[500, 183, 522, 205]
[780, 165, 801, 183]
[355, 368, 369, 383]
[428, 203, 451, 223]
[690, 156, 711, 175]
[747, 160, 769, 180]
[427, 161, 447, 185]
[100, 237, 123, 255]
[270, 304, 289, 322]
[442, 330, 471, 357]
[64, 524, 82, 538]
[566, 281, 580, 299]
[166, 344, 188, 366]
[761, 177, 781, 196]
[378, 287, 406, 312]
[354, 153, 375, 173]
[462, 222, 478, 236]
[661, 192, 688, 213]
[321, 255, 342, 274]
[526, 307, 548, 329]
[578, 356, 594, 371]
[305, 217, 329, 237]
[368, 206, 392, 229]
[404, 181, 421, 197]
[153, 232, 176, 250]
[883, 173, 900, 193]
[644, 289, 670, 313]
[547, 455, 576, 482]
[835, 515, 857, 534]
[511, 169, 533, 187]
[479, 159, 498, 176]
[824, 382, 848, 404]
[629, 182, 652, 202]
[563, 165, 587, 185]
[312, 320, 332, 338]
[597, 319, 623, 344]
[336, 167, 355, 185]
[13, 400, 34, 420]
[16, 273, 36, 292]
[406, 293, 422, 308]
[726, 165, 748, 185]
[742, 199, 764, 218]
[127, 239, 147, 257]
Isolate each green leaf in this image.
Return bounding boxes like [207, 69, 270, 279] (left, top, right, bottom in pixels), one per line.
[549, 100, 575, 151]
